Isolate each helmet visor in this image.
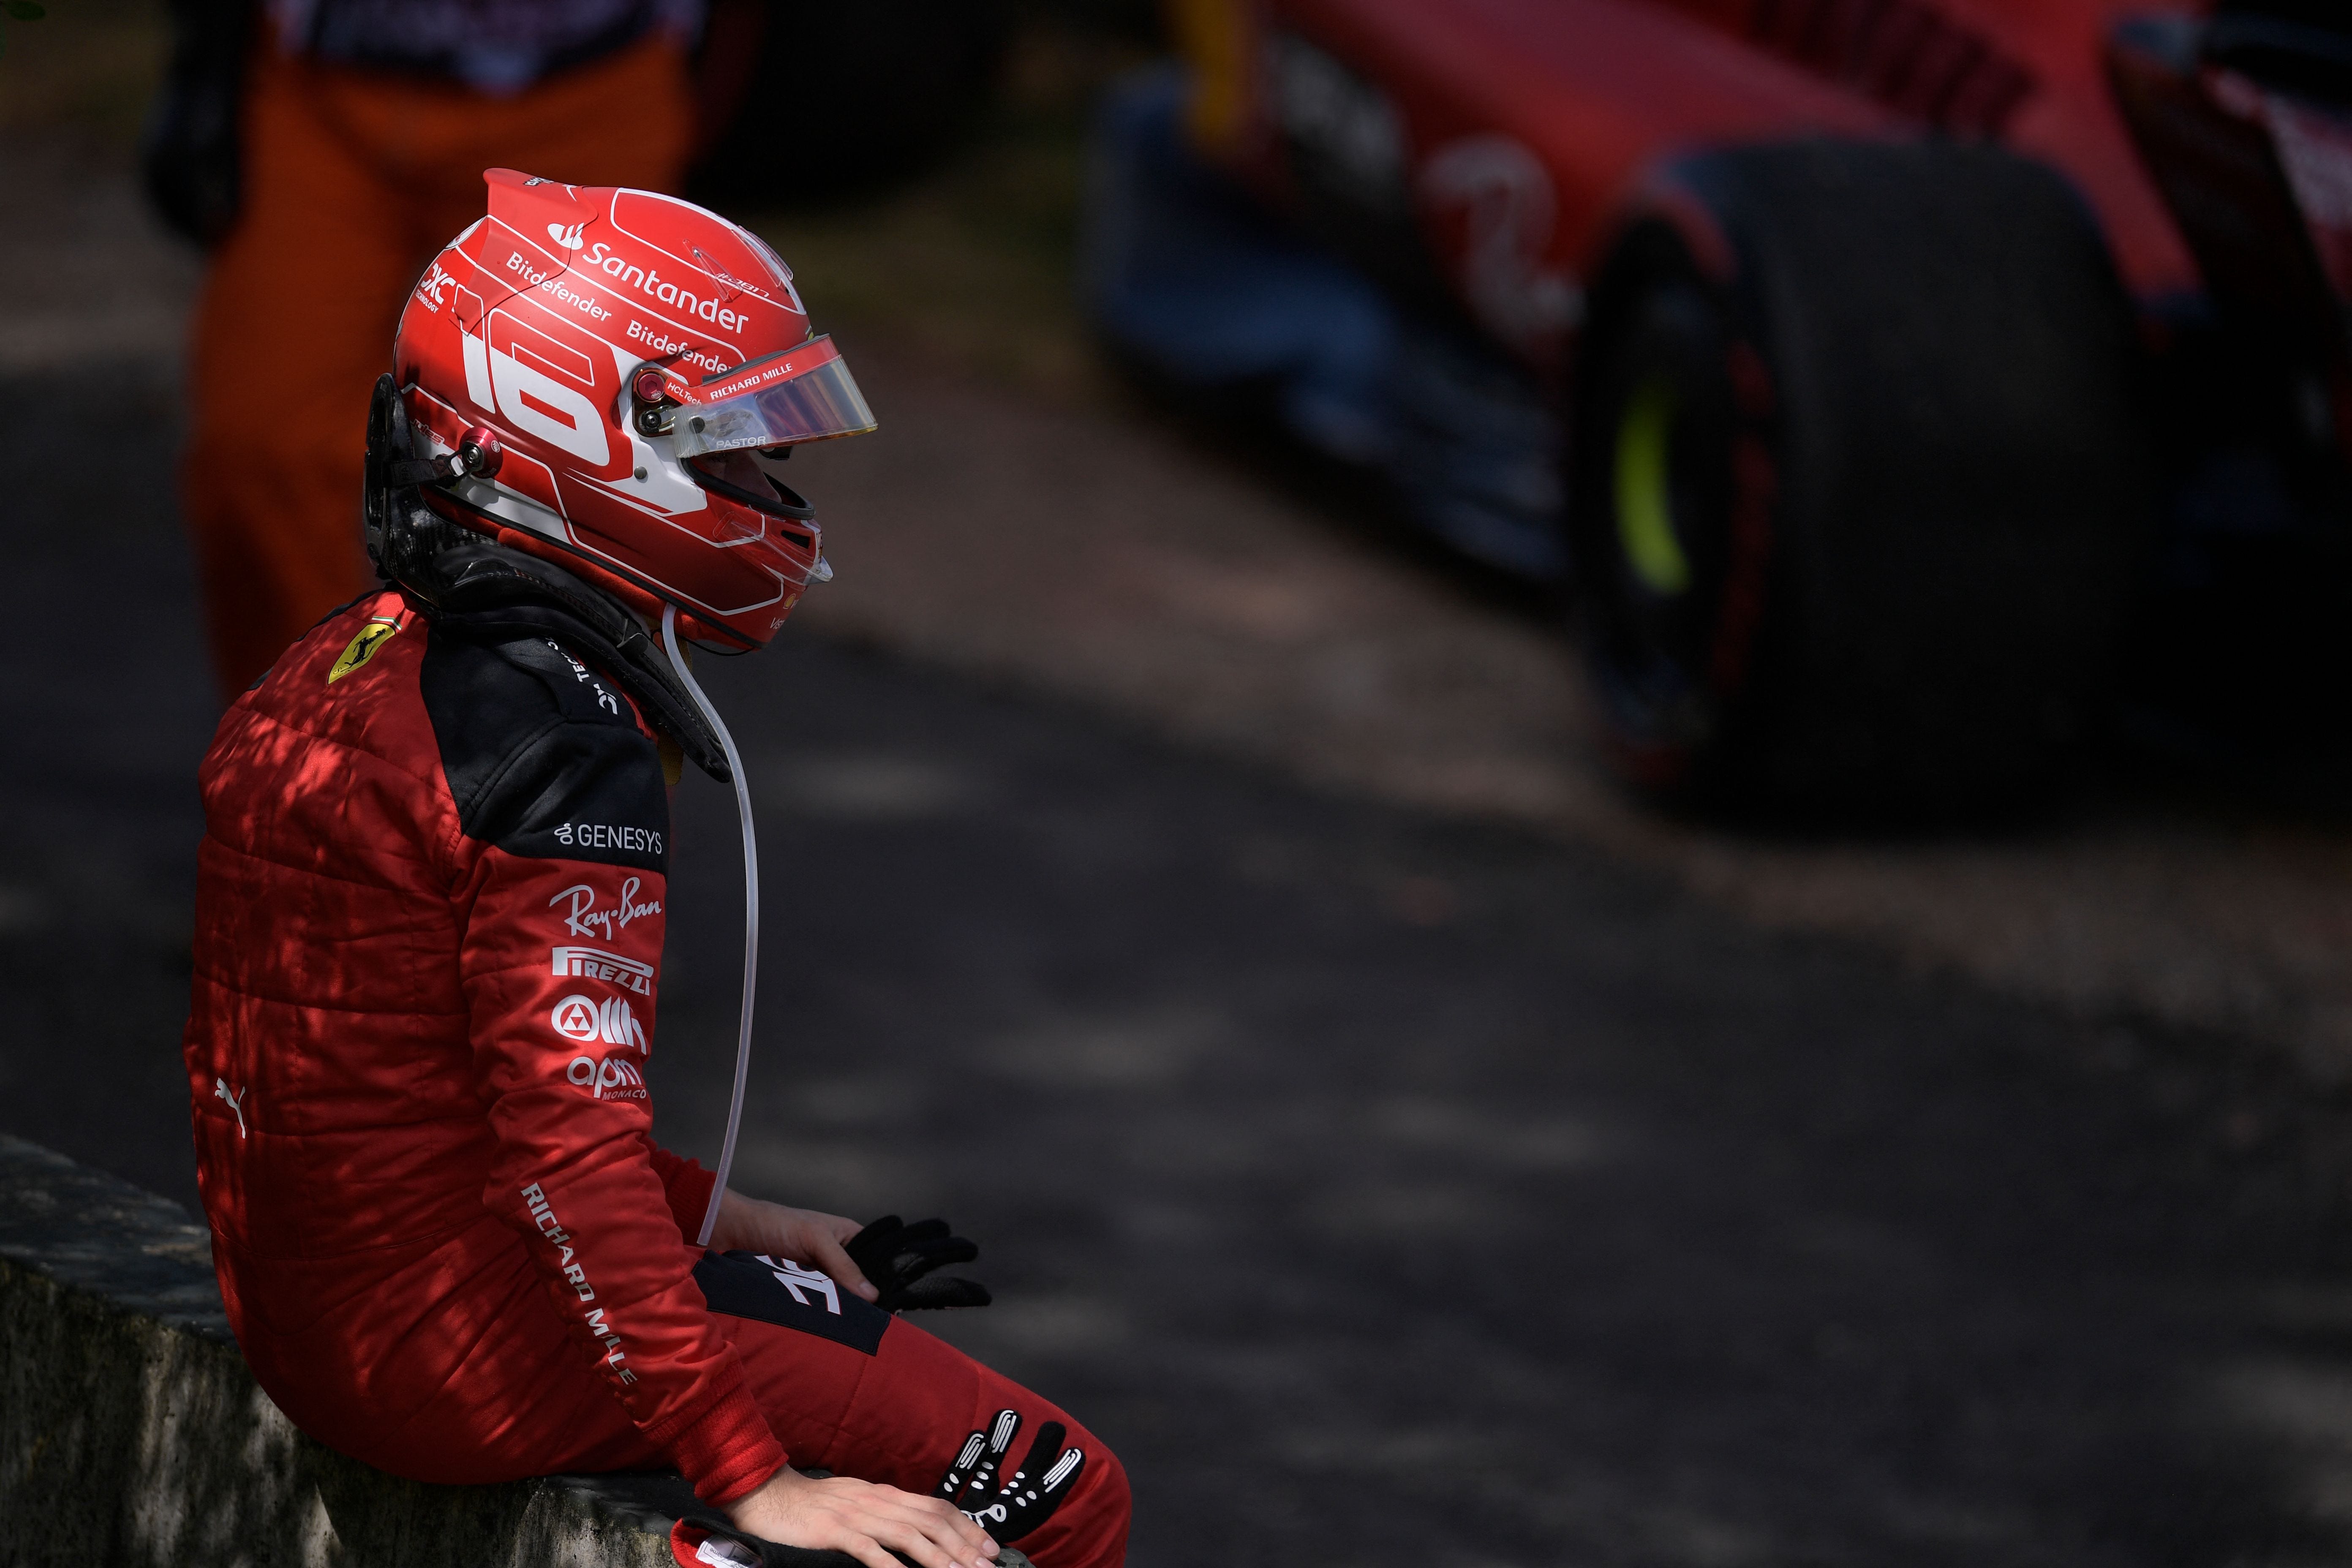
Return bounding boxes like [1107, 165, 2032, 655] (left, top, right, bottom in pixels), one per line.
[672, 335, 878, 457]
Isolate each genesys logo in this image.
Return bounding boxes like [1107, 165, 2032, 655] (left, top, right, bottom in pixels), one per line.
[550, 879, 662, 942]
[552, 992, 648, 1052]
[553, 945, 653, 996]
[555, 822, 664, 856]
[567, 1052, 648, 1101]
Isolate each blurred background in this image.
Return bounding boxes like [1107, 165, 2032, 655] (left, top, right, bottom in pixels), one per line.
[14, 0, 2352, 1561]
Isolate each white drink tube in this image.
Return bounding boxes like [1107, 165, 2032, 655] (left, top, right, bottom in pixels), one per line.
[660, 603, 757, 1249]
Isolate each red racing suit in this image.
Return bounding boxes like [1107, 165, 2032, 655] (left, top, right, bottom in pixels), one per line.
[185, 584, 784, 1496]
[183, 587, 1130, 1565]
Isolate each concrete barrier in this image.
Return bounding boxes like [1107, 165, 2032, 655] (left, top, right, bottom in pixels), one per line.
[0, 1136, 1024, 1568]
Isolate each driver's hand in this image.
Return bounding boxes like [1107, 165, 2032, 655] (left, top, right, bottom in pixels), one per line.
[706, 1190, 878, 1304]
[723, 1466, 998, 1568]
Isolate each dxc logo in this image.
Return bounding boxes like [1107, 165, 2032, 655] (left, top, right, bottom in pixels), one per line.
[414, 261, 457, 310]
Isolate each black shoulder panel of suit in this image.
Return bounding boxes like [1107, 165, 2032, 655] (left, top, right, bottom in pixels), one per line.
[398, 540, 731, 782]
[419, 625, 670, 872]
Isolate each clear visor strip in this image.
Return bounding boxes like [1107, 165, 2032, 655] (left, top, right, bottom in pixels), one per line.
[662, 604, 758, 1249]
[672, 351, 877, 458]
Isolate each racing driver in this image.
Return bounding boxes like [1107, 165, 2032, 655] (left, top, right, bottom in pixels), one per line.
[180, 171, 1130, 1568]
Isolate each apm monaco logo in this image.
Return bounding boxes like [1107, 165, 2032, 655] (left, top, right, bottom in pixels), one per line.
[552, 992, 648, 1052]
[567, 1053, 647, 1101]
[553, 946, 654, 996]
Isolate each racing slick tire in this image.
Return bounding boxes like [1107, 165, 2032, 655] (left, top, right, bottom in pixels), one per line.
[1568, 139, 2153, 818]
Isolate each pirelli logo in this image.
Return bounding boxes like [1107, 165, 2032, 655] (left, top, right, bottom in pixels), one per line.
[552, 946, 654, 995]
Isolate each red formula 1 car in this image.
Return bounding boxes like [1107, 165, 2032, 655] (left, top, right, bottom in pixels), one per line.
[1084, 0, 2352, 814]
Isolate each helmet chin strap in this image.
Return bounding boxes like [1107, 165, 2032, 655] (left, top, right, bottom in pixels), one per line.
[660, 603, 757, 1249]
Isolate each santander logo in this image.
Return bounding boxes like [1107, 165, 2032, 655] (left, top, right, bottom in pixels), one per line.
[547, 221, 586, 250]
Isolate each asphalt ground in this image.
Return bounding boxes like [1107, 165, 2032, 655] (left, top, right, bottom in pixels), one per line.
[14, 355, 2352, 1565]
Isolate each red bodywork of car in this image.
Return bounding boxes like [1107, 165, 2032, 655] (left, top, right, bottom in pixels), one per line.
[1184, 0, 2206, 378]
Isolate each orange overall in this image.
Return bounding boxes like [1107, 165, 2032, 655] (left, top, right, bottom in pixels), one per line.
[181, 36, 693, 698]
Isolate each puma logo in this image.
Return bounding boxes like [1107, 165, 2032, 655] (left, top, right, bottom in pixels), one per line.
[214, 1077, 248, 1139]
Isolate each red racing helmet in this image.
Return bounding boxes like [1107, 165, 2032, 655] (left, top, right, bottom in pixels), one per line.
[389, 168, 877, 648]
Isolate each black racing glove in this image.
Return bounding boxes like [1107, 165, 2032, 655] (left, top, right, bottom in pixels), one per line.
[935, 1409, 1086, 1544]
[845, 1215, 991, 1311]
